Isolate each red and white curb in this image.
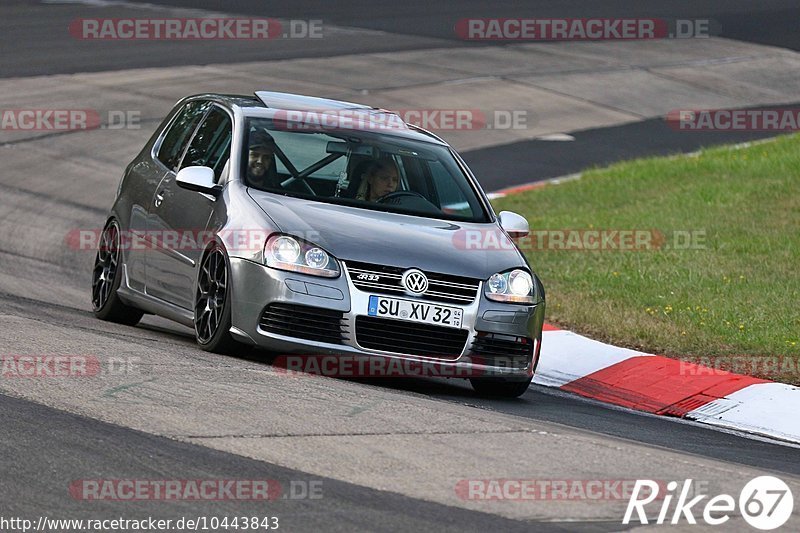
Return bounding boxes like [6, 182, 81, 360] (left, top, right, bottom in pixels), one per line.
[535, 324, 800, 444]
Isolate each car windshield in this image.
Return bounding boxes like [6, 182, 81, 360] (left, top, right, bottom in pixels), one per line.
[241, 117, 490, 222]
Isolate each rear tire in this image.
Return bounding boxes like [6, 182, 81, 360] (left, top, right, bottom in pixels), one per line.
[194, 244, 239, 354]
[91, 220, 144, 326]
[470, 377, 532, 398]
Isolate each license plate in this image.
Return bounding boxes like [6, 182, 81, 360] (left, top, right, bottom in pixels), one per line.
[367, 295, 463, 328]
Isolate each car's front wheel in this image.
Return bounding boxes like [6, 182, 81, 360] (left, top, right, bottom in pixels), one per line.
[470, 377, 532, 398]
[194, 244, 239, 353]
[91, 220, 144, 326]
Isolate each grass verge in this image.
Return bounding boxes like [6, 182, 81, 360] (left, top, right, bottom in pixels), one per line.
[491, 134, 800, 383]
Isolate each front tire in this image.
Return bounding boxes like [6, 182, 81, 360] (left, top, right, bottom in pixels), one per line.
[470, 377, 532, 398]
[194, 245, 239, 354]
[91, 220, 144, 326]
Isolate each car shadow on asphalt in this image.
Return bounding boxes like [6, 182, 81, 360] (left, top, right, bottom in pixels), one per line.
[134, 318, 528, 401]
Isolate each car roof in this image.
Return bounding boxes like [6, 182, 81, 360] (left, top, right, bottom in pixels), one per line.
[254, 91, 373, 111]
[187, 91, 448, 146]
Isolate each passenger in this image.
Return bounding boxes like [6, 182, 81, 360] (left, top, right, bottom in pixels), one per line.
[355, 158, 400, 201]
[246, 131, 278, 188]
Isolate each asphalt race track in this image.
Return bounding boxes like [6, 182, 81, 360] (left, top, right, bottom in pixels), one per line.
[3, 0, 798, 77]
[1, 1, 799, 531]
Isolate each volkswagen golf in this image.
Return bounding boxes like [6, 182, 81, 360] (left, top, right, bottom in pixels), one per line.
[91, 91, 545, 397]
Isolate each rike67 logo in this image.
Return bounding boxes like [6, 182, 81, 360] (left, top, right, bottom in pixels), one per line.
[624, 476, 794, 530]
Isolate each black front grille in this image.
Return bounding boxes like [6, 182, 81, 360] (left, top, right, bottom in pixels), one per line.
[469, 332, 533, 369]
[355, 316, 469, 359]
[346, 261, 479, 305]
[259, 303, 348, 344]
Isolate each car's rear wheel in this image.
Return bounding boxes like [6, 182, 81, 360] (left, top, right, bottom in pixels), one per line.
[470, 377, 532, 398]
[194, 245, 239, 353]
[91, 220, 144, 326]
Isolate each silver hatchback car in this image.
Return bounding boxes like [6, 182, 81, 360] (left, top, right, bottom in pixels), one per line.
[92, 91, 545, 397]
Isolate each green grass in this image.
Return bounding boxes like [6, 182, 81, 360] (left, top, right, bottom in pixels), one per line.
[492, 134, 800, 383]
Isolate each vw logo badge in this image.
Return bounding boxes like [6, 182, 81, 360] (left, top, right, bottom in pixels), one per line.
[402, 269, 429, 295]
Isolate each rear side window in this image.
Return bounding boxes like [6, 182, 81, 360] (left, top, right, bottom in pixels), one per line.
[156, 101, 209, 171]
[180, 107, 232, 181]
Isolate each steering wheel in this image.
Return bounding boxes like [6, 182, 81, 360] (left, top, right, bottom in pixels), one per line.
[376, 191, 428, 204]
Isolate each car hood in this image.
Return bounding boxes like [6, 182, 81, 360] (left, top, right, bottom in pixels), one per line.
[247, 190, 528, 280]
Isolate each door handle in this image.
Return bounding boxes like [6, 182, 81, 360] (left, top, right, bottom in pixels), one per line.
[154, 191, 165, 207]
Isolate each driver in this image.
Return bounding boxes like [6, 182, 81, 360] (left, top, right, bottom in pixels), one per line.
[246, 130, 279, 188]
[355, 158, 399, 201]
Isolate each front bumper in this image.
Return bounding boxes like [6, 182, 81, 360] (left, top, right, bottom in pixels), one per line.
[228, 257, 544, 380]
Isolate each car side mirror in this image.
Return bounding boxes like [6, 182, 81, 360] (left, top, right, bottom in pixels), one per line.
[176, 166, 221, 196]
[498, 211, 529, 238]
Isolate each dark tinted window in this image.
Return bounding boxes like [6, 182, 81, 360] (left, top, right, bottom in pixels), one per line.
[180, 108, 232, 181]
[428, 160, 474, 218]
[156, 101, 209, 171]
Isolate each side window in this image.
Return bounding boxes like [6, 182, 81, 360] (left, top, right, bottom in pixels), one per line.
[156, 101, 209, 171]
[180, 107, 232, 182]
[428, 160, 470, 212]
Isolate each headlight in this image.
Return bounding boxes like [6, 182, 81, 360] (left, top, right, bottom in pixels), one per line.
[485, 269, 536, 304]
[271, 236, 300, 263]
[264, 234, 340, 278]
[304, 247, 329, 269]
